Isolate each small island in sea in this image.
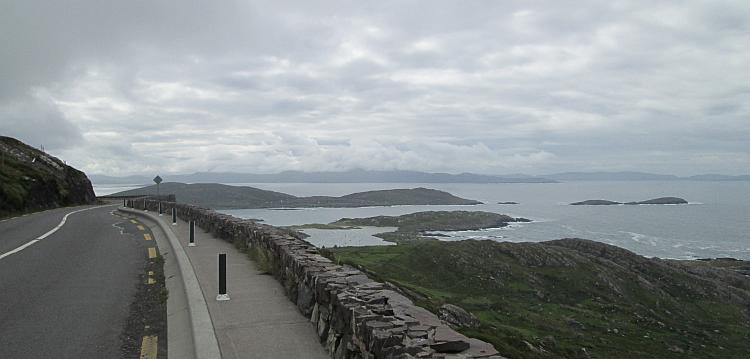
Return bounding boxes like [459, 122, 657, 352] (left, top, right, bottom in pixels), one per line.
[110, 182, 482, 209]
[293, 210, 529, 243]
[571, 197, 688, 205]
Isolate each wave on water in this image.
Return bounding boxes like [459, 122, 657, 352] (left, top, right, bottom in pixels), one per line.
[462, 234, 505, 240]
[619, 231, 660, 246]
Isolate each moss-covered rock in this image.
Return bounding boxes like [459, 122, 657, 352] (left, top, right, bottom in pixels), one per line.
[0, 136, 95, 218]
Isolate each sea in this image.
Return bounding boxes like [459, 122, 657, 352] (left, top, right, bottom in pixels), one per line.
[94, 181, 750, 260]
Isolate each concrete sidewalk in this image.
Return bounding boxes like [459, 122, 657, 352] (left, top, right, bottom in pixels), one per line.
[160, 215, 329, 359]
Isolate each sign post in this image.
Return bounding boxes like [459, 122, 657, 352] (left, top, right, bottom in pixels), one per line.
[153, 175, 163, 215]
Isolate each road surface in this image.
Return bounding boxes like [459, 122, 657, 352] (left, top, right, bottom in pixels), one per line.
[0, 205, 161, 358]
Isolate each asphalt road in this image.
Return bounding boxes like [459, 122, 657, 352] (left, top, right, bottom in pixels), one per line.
[0, 204, 153, 358]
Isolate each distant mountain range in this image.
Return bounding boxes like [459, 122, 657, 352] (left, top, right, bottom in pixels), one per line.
[544, 171, 750, 181]
[90, 169, 555, 184]
[91, 169, 750, 184]
[108, 182, 482, 209]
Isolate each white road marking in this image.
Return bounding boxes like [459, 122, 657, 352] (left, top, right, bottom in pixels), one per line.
[0, 205, 109, 261]
[0, 240, 40, 260]
[36, 206, 102, 240]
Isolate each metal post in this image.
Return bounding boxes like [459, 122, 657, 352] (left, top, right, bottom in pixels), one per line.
[217, 253, 230, 301]
[171, 207, 177, 225]
[188, 220, 196, 247]
[123, 199, 126, 207]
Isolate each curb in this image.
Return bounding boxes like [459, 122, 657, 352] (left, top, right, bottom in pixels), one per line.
[119, 207, 222, 359]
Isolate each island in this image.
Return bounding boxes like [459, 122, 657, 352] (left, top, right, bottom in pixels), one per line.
[109, 182, 482, 209]
[570, 199, 622, 205]
[497, 201, 519, 205]
[571, 197, 688, 205]
[314, 211, 531, 243]
[625, 197, 688, 205]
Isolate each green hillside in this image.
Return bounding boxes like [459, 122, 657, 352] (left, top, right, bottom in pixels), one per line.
[326, 239, 750, 358]
[0, 136, 96, 218]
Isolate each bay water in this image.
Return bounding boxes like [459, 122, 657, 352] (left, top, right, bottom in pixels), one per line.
[217, 181, 750, 260]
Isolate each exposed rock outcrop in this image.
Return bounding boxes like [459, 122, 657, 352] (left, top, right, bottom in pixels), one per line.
[438, 304, 480, 328]
[0, 136, 95, 217]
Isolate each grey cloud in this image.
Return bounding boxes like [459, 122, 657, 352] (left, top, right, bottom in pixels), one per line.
[0, 94, 83, 149]
[1, 0, 748, 176]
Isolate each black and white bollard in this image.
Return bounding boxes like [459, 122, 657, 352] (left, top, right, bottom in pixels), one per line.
[171, 208, 177, 226]
[123, 199, 126, 207]
[143, 199, 148, 212]
[158, 202, 163, 216]
[188, 220, 196, 247]
[216, 253, 230, 301]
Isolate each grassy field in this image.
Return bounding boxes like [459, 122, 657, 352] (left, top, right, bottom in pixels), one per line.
[324, 240, 750, 358]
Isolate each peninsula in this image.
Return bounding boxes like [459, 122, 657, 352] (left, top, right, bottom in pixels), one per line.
[110, 182, 482, 209]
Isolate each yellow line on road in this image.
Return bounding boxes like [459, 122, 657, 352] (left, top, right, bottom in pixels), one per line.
[147, 247, 157, 259]
[137, 225, 145, 231]
[143, 234, 152, 241]
[139, 335, 158, 359]
[130, 220, 138, 224]
[147, 278, 156, 285]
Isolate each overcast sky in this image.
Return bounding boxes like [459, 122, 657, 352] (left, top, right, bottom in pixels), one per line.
[1, 1, 748, 176]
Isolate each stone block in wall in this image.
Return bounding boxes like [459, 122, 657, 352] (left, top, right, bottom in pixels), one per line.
[297, 281, 315, 316]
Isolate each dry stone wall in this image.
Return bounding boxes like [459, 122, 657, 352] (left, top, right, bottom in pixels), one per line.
[127, 198, 502, 359]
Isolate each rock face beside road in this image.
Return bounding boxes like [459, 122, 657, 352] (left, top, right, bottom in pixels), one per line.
[0, 136, 96, 218]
